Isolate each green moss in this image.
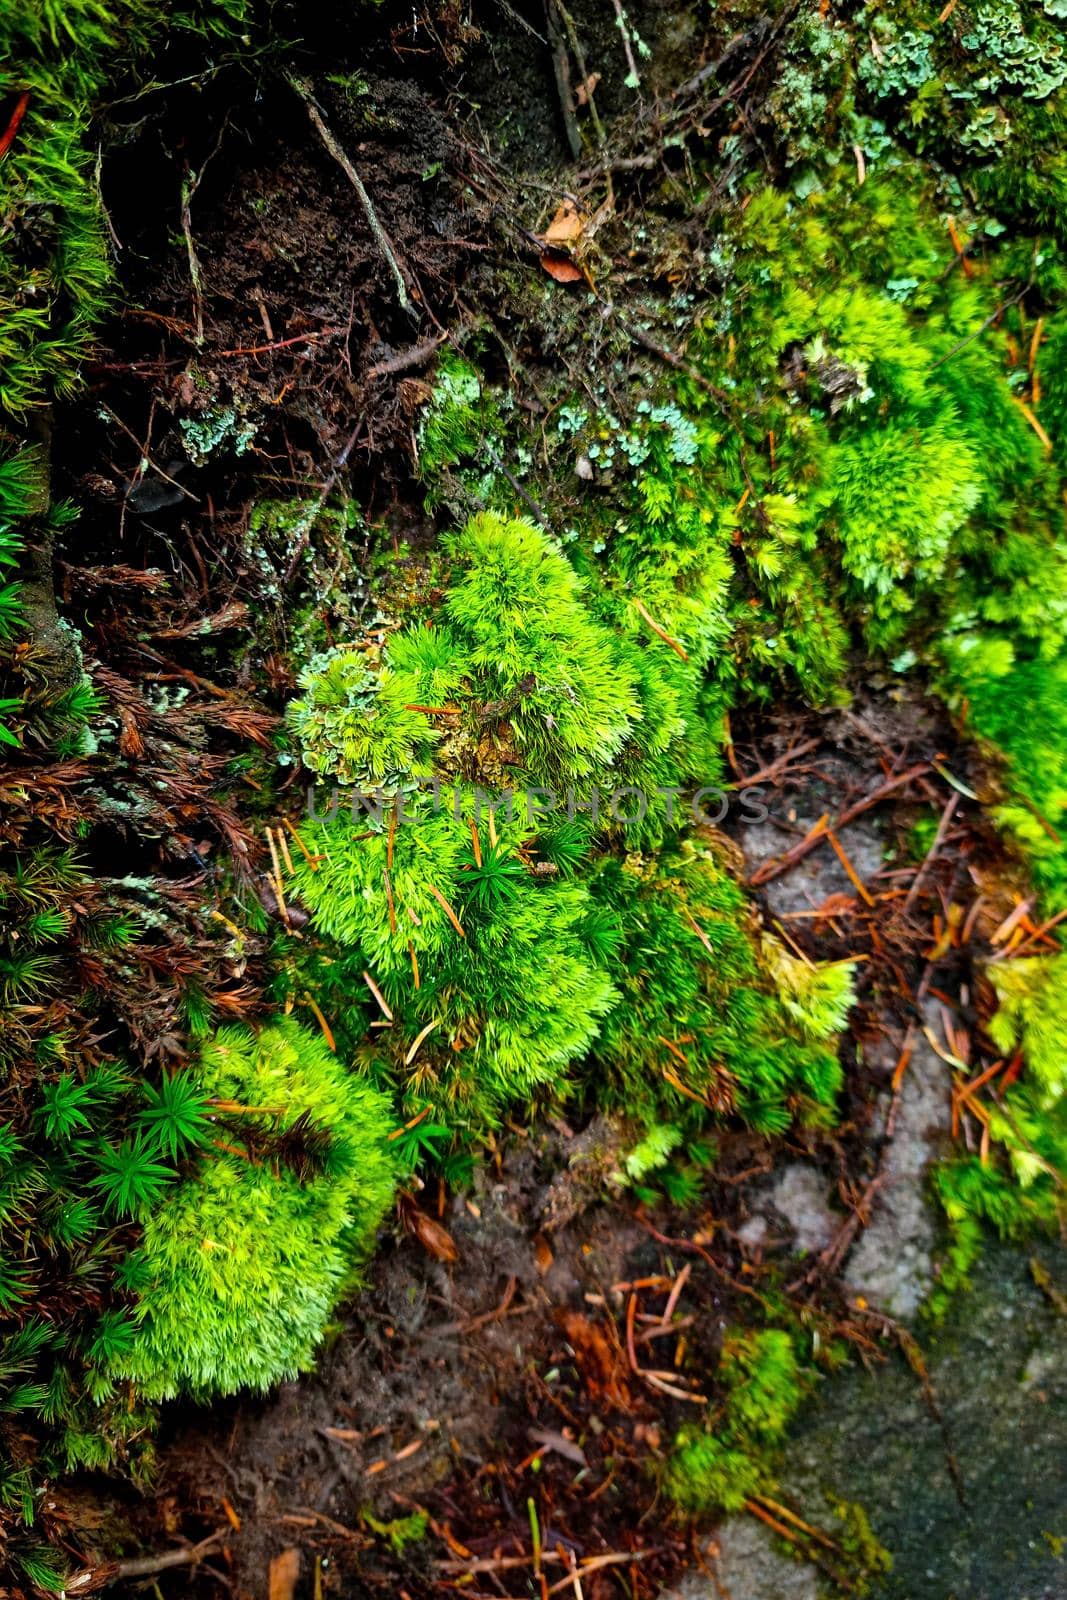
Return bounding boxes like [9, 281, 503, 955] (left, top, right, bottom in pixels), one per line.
[590, 844, 853, 1137]
[663, 1328, 806, 1512]
[287, 646, 439, 786]
[442, 513, 641, 782]
[289, 799, 617, 1128]
[946, 650, 1067, 904]
[112, 1020, 396, 1399]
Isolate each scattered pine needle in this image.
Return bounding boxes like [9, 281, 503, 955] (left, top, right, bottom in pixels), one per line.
[891, 1027, 915, 1092]
[363, 969, 394, 1021]
[659, 1262, 691, 1327]
[1013, 396, 1053, 453]
[633, 597, 689, 662]
[662, 1065, 713, 1110]
[625, 1293, 639, 1372]
[285, 816, 320, 870]
[990, 898, 1034, 945]
[388, 1105, 431, 1142]
[826, 827, 874, 905]
[276, 826, 296, 876]
[264, 827, 290, 923]
[404, 1019, 440, 1067]
[0, 92, 31, 161]
[682, 908, 714, 955]
[303, 991, 336, 1052]
[426, 882, 465, 937]
[642, 1371, 707, 1403]
[409, 939, 421, 989]
[384, 867, 397, 933]
[751, 1493, 839, 1552]
[469, 818, 483, 867]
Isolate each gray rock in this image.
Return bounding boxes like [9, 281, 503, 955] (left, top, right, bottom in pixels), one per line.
[660, 1519, 818, 1599]
[772, 1164, 838, 1256]
[844, 1009, 951, 1319]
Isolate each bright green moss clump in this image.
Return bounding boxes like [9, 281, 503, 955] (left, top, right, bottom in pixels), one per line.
[113, 1021, 395, 1398]
[443, 513, 642, 781]
[664, 1328, 806, 1512]
[289, 802, 618, 1127]
[592, 845, 854, 1137]
[282, 509, 857, 1137]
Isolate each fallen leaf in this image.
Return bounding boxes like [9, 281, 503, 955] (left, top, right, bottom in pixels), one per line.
[533, 1232, 554, 1274]
[539, 248, 585, 285]
[543, 199, 584, 245]
[556, 1310, 631, 1405]
[406, 1207, 459, 1262]
[269, 1548, 301, 1600]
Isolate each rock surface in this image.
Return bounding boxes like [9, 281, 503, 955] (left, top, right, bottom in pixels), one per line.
[844, 1008, 952, 1319]
[659, 1242, 1067, 1599]
[660, 1519, 818, 1599]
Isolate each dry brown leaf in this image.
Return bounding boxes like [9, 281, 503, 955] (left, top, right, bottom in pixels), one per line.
[539, 248, 585, 285]
[407, 1207, 459, 1262]
[533, 1232, 554, 1274]
[269, 1548, 301, 1600]
[556, 1310, 631, 1405]
[543, 199, 584, 244]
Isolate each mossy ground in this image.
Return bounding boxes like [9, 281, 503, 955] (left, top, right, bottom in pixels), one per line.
[3, 0, 1067, 1593]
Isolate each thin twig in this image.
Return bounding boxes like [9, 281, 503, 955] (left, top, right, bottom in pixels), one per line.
[288, 74, 413, 314]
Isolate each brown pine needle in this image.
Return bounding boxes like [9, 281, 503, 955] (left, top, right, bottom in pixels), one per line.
[426, 882, 465, 937]
[544, 1552, 649, 1596]
[264, 827, 289, 922]
[659, 1262, 691, 1327]
[1013, 396, 1053, 453]
[362, 970, 394, 1021]
[469, 818, 483, 868]
[682, 908, 714, 955]
[409, 939, 421, 989]
[891, 1027, 915, 1091]
[276, 826, 296, 876]
[826, 827, 874, 905]
[633, 597, 689, 662]
[991, 897, 1034, 945]
[751, 1493, 840, 1552]
[388, 1105, 431, 1142]
[384, 867, 397, 933]
[304, 992, 336, 1052]
[955, 1056, 1006, 1109]
[642, 1371, 708, 1403]
[662, 1065, 713, 1110]
[404, 1019, 440, 1067]
[657, 1034, 689, 1066]
[284, 815, 321, 870]
[1029, 315, 1045, 377]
